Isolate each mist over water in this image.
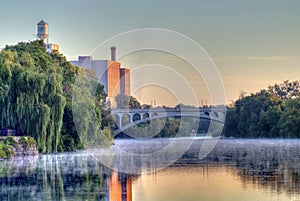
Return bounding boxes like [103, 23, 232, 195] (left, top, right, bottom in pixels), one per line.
[1, 139, 300, 201]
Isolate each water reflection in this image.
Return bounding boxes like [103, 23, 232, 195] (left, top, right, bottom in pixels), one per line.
[0, 154, 109, 200]
[200, 139, 300, 196]
[0, 139, 300, 200]
[109, 171, 132, 201]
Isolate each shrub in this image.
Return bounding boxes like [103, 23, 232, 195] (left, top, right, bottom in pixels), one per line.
[0, 141, 14, 159]
[6, 136, 18, 146]
[19, 136, 37, 150]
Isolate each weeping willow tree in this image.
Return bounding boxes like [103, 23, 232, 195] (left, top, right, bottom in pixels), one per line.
[0, 41, 112, 153]
[0, 41, 65, 153]
[51, 51, 113, 151]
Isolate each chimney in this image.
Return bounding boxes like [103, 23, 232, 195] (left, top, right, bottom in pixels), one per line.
[110, 46, 116, 61]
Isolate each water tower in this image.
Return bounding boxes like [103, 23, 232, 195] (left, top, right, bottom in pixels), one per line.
[36, 20, 59, 53]
[37, 20, 49, 42]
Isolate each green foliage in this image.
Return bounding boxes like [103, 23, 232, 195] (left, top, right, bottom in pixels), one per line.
[19, 136, 37, 151]
[159, 118, 181, 137]
[0, 140, 14, 159]
[118, 117, 191, 138]
[71, 71, 102, 149]
[129, 96, 141, 109]
[102, 126, 113, 142]
[115, 93, 130, 108]
[278, 98, 300, 138]
[55, 51, 113, 150]
[225, 80, 300, 138]
[59, 134, 76, 152]
[267, 80, 300, 101]
[60, 102, 82, 150]
[27, 137, 37, 147]
[115, 93, 141, 109]
[5, 136, 17, 146]
[0, 41, 65, 153]
[223, 108, 239, 136]
[121, 114, 131, 127]
[0, 41, 113, 153]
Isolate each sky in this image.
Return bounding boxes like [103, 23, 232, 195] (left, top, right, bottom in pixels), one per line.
[1, 0, 300, 106]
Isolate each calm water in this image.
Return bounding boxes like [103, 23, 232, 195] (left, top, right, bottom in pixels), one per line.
[1, 139, 300, 201]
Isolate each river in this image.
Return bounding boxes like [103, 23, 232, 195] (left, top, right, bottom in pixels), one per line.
[1, 139, 300, 201]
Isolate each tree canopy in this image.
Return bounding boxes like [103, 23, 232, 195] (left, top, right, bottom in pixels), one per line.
[0, 41, 112, 153]
[225, 80, 300, 138]
[0, 41, 65, 153]
[115, 93, 141, 109]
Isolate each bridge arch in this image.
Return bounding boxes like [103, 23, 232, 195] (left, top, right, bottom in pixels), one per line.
[121, 114, 131, 128]
[204, 112, 210, 116]
[111, 108, 226, 137]
[142, 113, 150, 119]
[133, 113, 141, 122]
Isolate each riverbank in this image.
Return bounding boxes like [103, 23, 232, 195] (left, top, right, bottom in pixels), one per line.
[0, 136, 38, 159]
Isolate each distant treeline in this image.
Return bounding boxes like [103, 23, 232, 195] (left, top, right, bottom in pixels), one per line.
[224, 80, 300, 138]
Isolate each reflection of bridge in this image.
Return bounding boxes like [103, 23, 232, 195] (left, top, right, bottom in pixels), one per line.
[111, 108, 226, 132]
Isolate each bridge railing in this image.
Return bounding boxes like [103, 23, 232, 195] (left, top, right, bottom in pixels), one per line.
[111, 108, 226, 113]
[110, 107, 226, 132]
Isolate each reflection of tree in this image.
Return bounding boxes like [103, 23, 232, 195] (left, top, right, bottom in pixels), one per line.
[181, 140, 300, 195]
[0, 154, 110, 200]
[2, 140, 300, 199]
[233, 152, 300, 195]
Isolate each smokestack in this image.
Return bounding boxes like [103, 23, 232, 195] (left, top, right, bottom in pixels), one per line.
[110, 46, 116, 61]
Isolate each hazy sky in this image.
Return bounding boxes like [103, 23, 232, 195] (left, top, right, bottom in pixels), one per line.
[1, 0, 300, 105]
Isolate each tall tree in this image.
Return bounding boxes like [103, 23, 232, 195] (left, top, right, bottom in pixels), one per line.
[0, 41, 113, 152]
[234, 90, 283, 137]
[0, 41, 65, 153]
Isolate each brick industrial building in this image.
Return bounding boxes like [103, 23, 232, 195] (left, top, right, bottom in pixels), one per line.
[70, 47, 130, 107]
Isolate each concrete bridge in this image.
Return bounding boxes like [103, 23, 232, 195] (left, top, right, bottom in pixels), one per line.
[111, 108, 226, 134]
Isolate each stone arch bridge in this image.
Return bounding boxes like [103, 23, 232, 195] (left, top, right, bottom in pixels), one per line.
[111, 108, 226, 135]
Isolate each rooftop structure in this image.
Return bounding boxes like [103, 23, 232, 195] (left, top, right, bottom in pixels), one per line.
[36, 20, 59, 53]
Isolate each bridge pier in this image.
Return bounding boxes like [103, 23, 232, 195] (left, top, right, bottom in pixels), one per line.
[129, 114, 134, 123]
